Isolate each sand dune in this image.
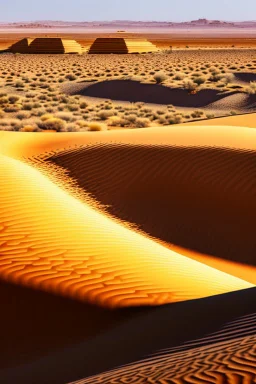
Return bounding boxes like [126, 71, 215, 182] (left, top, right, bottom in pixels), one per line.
[0, 122, 256, 382]
[1, 287, 255, 383]
[0, 124, 256, 298]
[0, 149, 250, 309]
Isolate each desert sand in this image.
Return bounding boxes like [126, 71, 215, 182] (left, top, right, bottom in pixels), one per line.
[0, 29, 256, 383]
[0, 111, 256, 384]
[1, 126, 254, 312]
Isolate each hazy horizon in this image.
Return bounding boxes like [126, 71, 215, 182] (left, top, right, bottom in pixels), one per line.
[1, 0, 256, 23]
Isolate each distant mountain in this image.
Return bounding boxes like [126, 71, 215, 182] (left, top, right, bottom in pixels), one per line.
[1, 19, 256, 29]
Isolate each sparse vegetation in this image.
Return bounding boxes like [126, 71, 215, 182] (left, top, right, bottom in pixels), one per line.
[0, 50, 255, 132]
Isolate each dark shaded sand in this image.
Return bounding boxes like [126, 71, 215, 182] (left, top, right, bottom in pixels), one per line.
[234, 72, 256, 83]
[50, 143, 256, 267]
[1, 287, 255, 383]
[64, 79, 244, 107]
[0, 280, 141, 371]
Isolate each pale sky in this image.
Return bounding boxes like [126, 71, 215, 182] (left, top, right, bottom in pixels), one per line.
[0, 0, 255, 22]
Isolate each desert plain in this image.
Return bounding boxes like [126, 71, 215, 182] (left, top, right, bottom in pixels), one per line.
[0, 27, 256, 383]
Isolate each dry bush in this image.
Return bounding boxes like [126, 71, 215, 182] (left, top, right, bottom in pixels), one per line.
[220, 73, 235, 85]
[39, 117, 66, 132]
[20, 125, 41, 132]
[87, 122, 107, 131]
[183, 80, 198, 92]
[55, 112, 75, 121]
[135, 118, 150, 128]
[66, 123, 80, 132]
[16, 111, 31, 120]
[8, 95, 20, 104]
[65, 74, 77, 81]
[246, 81, 256, 94]
[191, 110, 204, 118]
[153, 71, 168, 84]
[173, 72, 185, 80]
[97, 110, 115, 120]
[193, 76, 207, 85]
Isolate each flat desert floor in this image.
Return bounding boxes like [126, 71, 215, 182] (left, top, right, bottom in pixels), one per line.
[0, 32, 256, 383]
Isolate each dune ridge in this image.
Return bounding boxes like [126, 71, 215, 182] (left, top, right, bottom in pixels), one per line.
[0, 127, 254, 308]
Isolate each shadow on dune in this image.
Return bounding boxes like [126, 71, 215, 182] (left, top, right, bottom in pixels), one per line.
[1, 287, 255, 383]
[67, 79, 238, 107]
[234, 72, 256, 83]
[51, 144, 256, 266]
[0, 280, 141, 371]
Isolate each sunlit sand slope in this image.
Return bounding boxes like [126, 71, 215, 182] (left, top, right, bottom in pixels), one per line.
[0, 151, 251, 308]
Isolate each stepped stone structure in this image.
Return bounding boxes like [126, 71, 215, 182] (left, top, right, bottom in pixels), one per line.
[88, 38, 159, 54]
[10, 38, 83, 54]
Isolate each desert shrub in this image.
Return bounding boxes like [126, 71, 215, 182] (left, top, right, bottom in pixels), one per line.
[98, 110, 115, 120]
[0, 96, 8, 105]
[15, 80, 25, 88]
[80, 101, 88, 109]
[87, 122, 107, 131]
[206, 113, 215, 119]
[193, 76, 207, 85]
[39, 117, 66, 132]
[153, 71, 168, 84]
[20, 125, 41, 132]
[67, 104, 79, 112]
[76, 120, 88, 128]
[191, 110, 204, 118]
[173, 72, 185, 80]
[246, 81, 256, 94]
[4, 105, 20, 112]
[0, 109, 4, 118]
[156, 109, 165, 115]
[126, 114, 137, 123]
[220, 73, 235, 85]
[8, 95, 20, 104]
[66, 123, 80, 132]
[183, 80, 197, 92]
[167, 115, 183, 124]
[22, 103, 34, 111]
[109, 116, 127, 127]
[135, 118, 150, 128]
[55, 112, 74, 121]
[65, 74, 77, 81]
[16, 111, 31, 120]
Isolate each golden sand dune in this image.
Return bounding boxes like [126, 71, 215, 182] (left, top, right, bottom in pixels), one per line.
[0, 124, 255, 309]
[0, 151, 250, 308]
